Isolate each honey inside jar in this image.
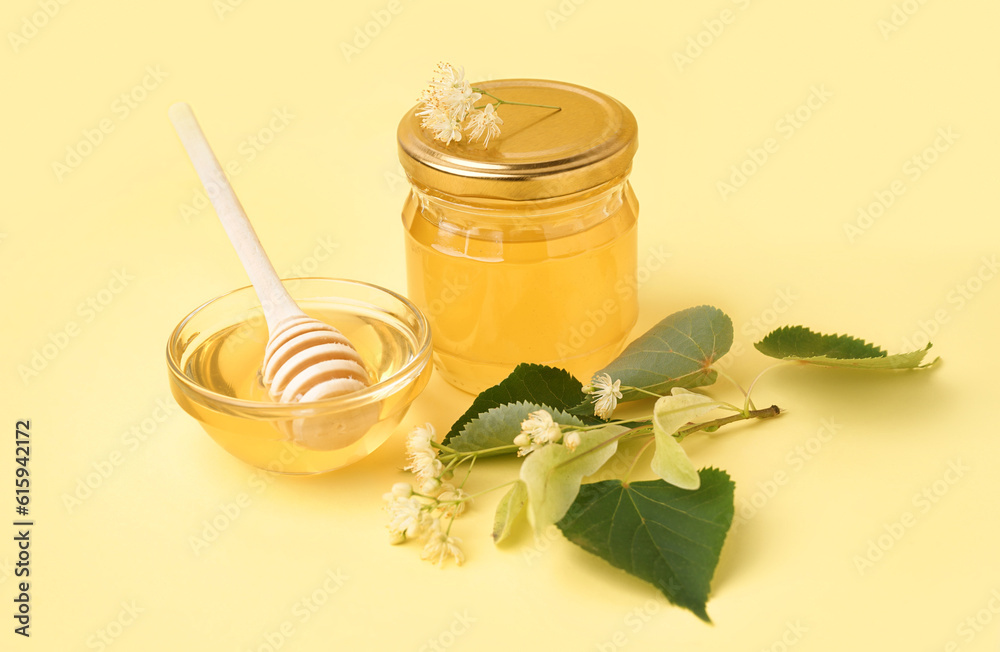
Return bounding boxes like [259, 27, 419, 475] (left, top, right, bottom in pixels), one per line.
[398, 79, 640, 393]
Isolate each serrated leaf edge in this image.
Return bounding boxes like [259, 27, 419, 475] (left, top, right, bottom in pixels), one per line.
[755, 325, 887, 359]
[557, 468, 735, 623]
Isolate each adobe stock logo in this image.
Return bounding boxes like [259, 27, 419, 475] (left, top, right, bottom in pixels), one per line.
[544, 0, 590, 30]
[18, 268, 135, 384]
[717, 86, 833, 200]
[7, 0, 72, 54]
[556, 245, 671, 359]
[730, 418, 842, 534]
[339, 0, 409, 63]
[51, 66, 169, 182]
[245, 569, 348, 652]
[939, 589, 1000, 650]
[672, 0, 755, 72]
[417, 611, 476, 652]
[899, 254, 996, 353]
[85, 601, 144, 651]
[213, 0, 250, 20]
[877, 0, 931, 40]
[62, 398, 176, 513]
[852, 459, 968, 575]
[178, 108, 295, 223]
[595, 600, 663, 651]
[844, 127, 958, 242]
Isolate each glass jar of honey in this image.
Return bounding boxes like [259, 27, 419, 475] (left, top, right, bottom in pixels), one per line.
[397, 79, 639, 394]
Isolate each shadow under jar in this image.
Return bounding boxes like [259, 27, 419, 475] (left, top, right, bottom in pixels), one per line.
[398, 79, 640, 394]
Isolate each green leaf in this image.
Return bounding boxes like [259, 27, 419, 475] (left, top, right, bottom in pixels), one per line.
[592, 306, 733, 404]
[557, 469, 735, 623]
[444, 364, 591, 445]
[520, 425, 628, 533]
[755, 325, 936, 369]
[651, 389, 722, 490]
[492, 481, 528, 544]
[448, 401, 586, 453]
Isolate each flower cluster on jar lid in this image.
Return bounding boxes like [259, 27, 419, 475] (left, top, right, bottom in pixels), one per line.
[417, 63, 500, 146]
[415, 62, 559, 147]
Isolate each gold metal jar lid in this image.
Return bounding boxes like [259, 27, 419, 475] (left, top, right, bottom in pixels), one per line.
[397, 79, 638, 200]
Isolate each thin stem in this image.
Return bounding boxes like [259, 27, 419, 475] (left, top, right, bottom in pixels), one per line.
[621, 385, 743, 416]
[718, 400, 747, 414]
[572, 417, 652, 432]
[442, 455, 462, 475]
[458, 454, 477, 491]
[497, 99, 562, 110]
[440, 443, 519, 462]
[675, 404, 781, 442]
[473, 89, 561, 110]
[621, 385, 666, 399]
[713, 367, 755, 411]
[744, 361, 793, 413]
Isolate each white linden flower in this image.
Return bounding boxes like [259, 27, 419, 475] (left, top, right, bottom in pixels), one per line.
[467, 103, 504, 147]
[386, 495, 428, 542]
[427, 63, 480, 120]
[382, 482, 413, 503]
[444, 86, 481, 122]
[563, 430, 582, 452]
[415, 102, 444, 125]
[407, 422, 435, 449]
[436, 484, 471, 519]
[424, 62, 468, 100]
[428, 62, 463, 89]
[405, 424, 444, 482]
[524, 410, 562, 444]
[420, 476, 443, 495]
[516, 410, 563, 456]
[421, 526, 465, 566]
[588, 373, 623, 420]
[438, 118, 465, 144]
[416, 62, 487, 144]
[419, 63, 481, 131]
[421, 109, 464, 144]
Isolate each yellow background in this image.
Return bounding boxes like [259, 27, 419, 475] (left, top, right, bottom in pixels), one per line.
[3, 0, 999, 650]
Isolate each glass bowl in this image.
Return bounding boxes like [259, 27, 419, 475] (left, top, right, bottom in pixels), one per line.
[166, 278, 432, 474]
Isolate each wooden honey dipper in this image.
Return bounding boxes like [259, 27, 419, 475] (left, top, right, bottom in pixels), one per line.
[169, 102, 375, 450]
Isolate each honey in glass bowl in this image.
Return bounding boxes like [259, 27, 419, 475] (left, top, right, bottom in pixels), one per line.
[167, 279, 432, 474]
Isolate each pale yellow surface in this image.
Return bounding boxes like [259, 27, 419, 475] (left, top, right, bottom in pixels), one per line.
[3, 1, 999, 650]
